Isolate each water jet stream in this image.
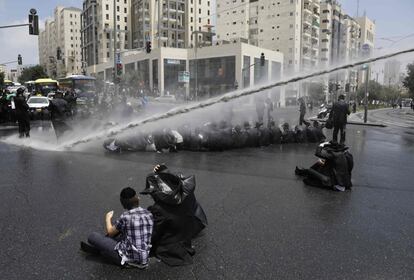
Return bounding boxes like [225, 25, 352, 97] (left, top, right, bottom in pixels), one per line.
[62, 47, 414, 149]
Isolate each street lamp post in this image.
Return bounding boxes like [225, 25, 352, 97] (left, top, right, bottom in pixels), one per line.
[363, 67, 369, 123]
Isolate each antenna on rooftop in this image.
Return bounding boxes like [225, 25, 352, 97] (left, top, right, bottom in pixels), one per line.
[356, 0, 360, 17]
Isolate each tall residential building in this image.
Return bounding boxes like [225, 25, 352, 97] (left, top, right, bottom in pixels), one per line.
[319, 1, 362, 94]
[384, 59, 401, 86]
[130, 0, 212, 50]
[356, 15, 375, 84]
[38, 7, 82, 78]
[81, 0, 132, 69]
[216, 0, 321, 75]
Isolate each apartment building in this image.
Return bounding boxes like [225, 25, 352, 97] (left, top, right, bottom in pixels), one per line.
[216, 0, 321, 75]
[319, 0, 362, 96]
[38, 7, 83, 78]
[81, 0, 132, 68]
[130, 0, 212, 50]
[356, 15, 375, 84]
[384, 59, 401, 86]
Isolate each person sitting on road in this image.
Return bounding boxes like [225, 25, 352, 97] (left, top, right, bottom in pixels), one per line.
[295, 142, 353, 192]
[268, 121, 282, 144]
[281, 123, 295, 144]
[80, 187, 154, 268]
[141, 164, 207, 266]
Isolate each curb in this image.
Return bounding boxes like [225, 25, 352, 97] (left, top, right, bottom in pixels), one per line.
[309, 118, 387, 127]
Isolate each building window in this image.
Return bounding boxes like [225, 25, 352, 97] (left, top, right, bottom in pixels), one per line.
[124, 8, 127, 13]
[106, 14, 109, 20]
[106, 4, 109, 10]
[117, 15, 120, 21]
[117, 6, 120, 12]
[124, 17, 127, 22]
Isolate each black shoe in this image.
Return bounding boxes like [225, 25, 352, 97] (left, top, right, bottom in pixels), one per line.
[124, 262, 148, 269]
[80, 241, 100, 255]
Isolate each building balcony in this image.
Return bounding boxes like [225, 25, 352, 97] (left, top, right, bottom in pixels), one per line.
[303, 29, 311, 37]
[303, 17, 312, 26]
[162, 17, 177, 22]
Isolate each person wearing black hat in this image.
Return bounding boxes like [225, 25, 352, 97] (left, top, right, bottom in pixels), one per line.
[81, 187, 154, 268]
[329, 94, 350, 144]
[141, 164, 207, 266]
[14, 88, 30, 138]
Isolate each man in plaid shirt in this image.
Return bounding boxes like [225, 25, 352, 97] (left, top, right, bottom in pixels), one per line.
[81, 187, 153, 268]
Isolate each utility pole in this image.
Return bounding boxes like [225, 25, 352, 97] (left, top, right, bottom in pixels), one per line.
[363, 67, 368, 123]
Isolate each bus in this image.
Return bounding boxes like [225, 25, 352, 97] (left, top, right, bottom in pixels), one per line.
[58, 75, 96, 95]
[3, 79, 14, 89]
[34, 78, 59, 96]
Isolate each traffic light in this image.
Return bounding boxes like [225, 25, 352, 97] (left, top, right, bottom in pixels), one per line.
[260, 53, 265, 66]
[56, 47, 62, 60]
[29, 9, 39, 35]
[17, 54, 22, 65]
[146, 41, 152, 53]
[116, 63, 123, 76]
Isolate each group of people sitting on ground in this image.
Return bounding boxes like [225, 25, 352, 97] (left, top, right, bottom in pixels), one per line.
[104, 120, 326, 153]
[81, 164, 208, 268]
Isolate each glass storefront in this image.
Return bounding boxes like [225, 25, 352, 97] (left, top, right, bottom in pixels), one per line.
[152, 59, 158, 95]
[243, 56, 251, 88]
[254, 58, 268, 85]
[189, 56, 236, 99]
[163, 59, 186, 97]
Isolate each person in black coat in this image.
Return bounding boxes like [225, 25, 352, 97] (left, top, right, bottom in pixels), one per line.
[268, 121, 282, 144]
[329, 94, 350, 144]
[141, 165, 207, 266]
[298, 97, 307, 126]
[14, 88, 30, 138]
[295, 142, 353, 192]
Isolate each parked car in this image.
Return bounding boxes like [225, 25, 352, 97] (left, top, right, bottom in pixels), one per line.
[27, 96, 51, 120]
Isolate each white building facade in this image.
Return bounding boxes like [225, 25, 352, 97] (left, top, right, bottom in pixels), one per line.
[216, 0, 321, 75]
[130, 0, 212, 49]
[38, 6, 83, 78]
[87, 41, 285, 104]
[81, 0, 132, 69]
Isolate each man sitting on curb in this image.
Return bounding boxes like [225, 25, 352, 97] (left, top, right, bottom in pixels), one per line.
[80, 187, 154, 269]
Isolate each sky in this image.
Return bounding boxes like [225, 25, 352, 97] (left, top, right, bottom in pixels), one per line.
[1, 0, 414, 71]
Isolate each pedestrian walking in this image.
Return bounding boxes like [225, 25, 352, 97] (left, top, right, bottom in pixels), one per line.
[298, 97, 307, 126]
[329, 94, 350, 144]
[14, 88, 30, 138]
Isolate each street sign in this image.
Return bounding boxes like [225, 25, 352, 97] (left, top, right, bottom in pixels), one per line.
[178, 71, 190, 83]
[167, 59, 181, 65]
[116, 53, 121, 64]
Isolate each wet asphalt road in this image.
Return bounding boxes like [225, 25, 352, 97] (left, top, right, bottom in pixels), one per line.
[0, 108, 413, 279]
